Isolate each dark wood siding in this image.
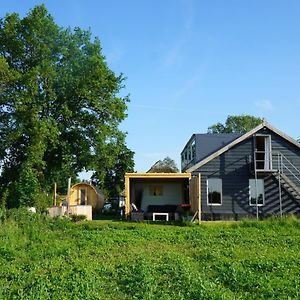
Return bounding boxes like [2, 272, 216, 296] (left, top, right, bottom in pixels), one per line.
[191, 129, 300, 219]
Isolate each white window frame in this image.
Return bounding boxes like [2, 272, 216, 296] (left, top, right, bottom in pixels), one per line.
[249, 179, 265, 206]
[255, 134, 273, 171]
[191, 140, 196, 159]
[207, 178, 222, 206]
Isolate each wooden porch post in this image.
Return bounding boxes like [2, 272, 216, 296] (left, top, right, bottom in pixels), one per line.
[125, 175, 130, 218]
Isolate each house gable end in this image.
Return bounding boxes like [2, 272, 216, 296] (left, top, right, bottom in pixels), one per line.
[187, 122, 300, 173]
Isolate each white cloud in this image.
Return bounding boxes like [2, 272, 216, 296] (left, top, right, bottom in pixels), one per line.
[173, 68, 204, 99]
[163, 36, 186, 67]
[181, 0, 195, 31]
[162, 0, 195, 68]
[254, 99, 273, 112]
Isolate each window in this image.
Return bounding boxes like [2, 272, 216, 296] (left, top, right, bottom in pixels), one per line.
[80, 189, 86, 205]
[207, 178, 222, 205]
[191, 141, 196, 159]
[249, 179, 265, 206]
[149, 185, 163, 196]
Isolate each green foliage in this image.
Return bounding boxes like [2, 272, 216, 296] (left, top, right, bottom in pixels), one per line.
[208, 115, 264, 134]
[0, 5, 134, 207]
[14, 164, 40, 208]
[148, 157, 179, 173]
[1, 211, 300, 299]
[92, 136, 134, 198]
[70, 214, 87, 222]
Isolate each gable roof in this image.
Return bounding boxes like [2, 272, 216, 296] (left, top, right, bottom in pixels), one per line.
[147, 160, 178, 173]
[187, 121, 300, 173]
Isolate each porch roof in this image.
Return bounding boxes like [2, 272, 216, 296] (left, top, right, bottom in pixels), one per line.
[125, 173, 191, 180]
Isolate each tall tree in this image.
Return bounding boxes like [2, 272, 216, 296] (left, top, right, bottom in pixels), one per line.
[208, 115, 263, 134]
[0, 5, 134, 208]
[147, 157, 179, 173]
[92, 132, 134, 199]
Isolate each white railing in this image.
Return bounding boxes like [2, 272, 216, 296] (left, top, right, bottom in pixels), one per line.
[277, 153, 300, 185]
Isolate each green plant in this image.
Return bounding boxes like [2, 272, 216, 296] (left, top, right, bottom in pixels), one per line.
[69, 214, 87, 222]
[0, 210, 300, 299]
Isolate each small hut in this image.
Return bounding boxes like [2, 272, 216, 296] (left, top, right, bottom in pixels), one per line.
[69, 182, 104, 214]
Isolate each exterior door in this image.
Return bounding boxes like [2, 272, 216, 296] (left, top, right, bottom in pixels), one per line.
[189, 174, 201, 217]
[80, 189, 86, 205]
[255, 135, 272, 170]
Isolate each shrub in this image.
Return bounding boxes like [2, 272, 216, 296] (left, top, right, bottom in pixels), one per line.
[70, 214, 87, 222]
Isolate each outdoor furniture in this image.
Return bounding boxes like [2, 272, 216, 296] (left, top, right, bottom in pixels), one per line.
[153, 212, 169, 221]
[146, 205, 179, 220]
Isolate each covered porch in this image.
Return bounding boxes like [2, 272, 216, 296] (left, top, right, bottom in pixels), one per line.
[124, 173, 193, 220]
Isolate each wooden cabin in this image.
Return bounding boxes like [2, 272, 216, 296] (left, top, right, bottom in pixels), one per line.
[69, 182, 104, 214]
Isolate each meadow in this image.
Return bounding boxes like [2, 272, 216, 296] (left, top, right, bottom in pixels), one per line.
[0, 209, 300, 299]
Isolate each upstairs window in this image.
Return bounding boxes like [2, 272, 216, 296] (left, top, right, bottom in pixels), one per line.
[207, 178, 222, 205]
[191, 141, 196, 159]
[249, 179, 265, 206]
[181, 139, 196, 170]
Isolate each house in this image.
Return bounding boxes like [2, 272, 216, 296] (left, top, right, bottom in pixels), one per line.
[124, 173, 191, 220]
[181, 121, 300, 220]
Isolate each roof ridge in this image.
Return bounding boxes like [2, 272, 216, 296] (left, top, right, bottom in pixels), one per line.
[187, 122, 300, 172]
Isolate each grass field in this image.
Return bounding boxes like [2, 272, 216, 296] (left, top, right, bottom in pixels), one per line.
[0, 209, 300, 299]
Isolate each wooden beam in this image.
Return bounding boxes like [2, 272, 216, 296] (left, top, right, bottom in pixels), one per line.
[124, 175, 130, 218]
[125, 173, 191, 179]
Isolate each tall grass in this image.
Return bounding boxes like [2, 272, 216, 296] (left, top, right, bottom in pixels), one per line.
[0, 209, 300, 299]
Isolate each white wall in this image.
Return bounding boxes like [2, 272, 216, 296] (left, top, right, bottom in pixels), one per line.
[131, 181, 183, 211]
[69, 205, 92, 220]
[48, 205, 92, 220]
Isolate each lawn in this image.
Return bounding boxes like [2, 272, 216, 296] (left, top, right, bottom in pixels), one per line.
[0, 209, 300, 299]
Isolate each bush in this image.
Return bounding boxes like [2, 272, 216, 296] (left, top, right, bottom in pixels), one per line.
[0, 208, 6, 223]
[70, 214, 87, 222]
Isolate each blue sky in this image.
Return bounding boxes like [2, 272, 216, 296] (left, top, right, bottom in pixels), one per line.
[2, 0, 300, 173]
